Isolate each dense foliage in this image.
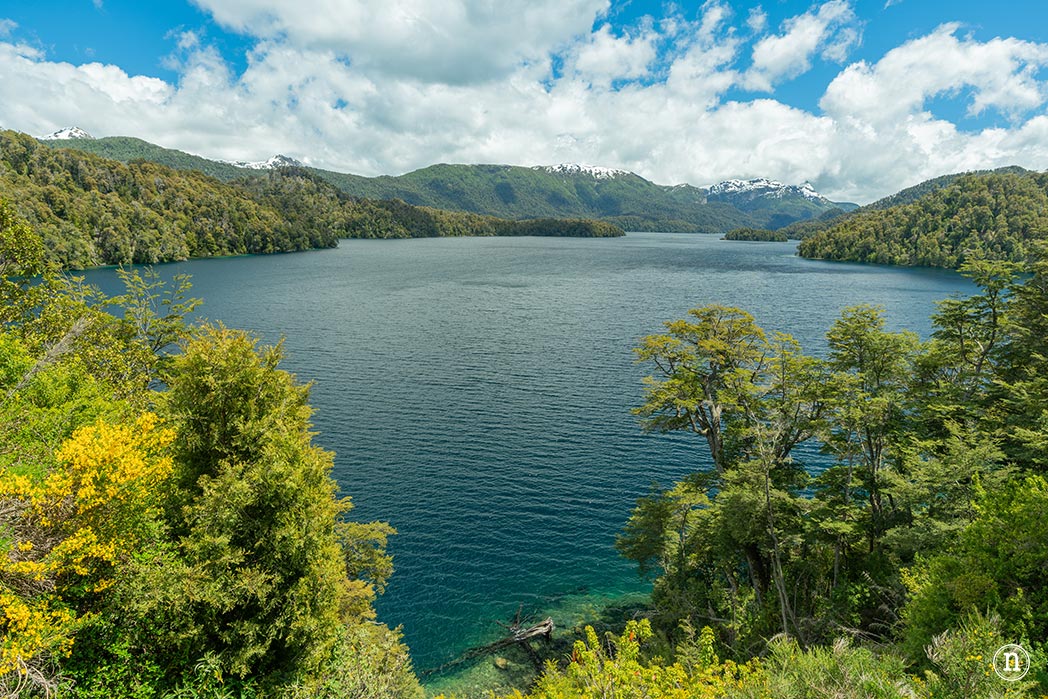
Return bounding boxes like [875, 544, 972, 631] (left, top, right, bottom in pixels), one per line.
[722, 227, 789, 242]
[482, 613, 1030, 699]
[745, 166, 1035, 246]
[862, 166, 1032, 212]
[798, 171, 1048, 267]
[43, 137, 248, 182]
[0, 203, 422, 698]
[6, 173, 1048, 698]
[241, 170, 623, 240]
[5, 131, 621, 270]
[48, 137, 842, 233]
[1, 130, 338, 269]
[597, 253, 1046, 692]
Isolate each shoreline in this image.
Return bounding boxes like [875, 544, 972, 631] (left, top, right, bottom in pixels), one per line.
[421, 589, 651, 699]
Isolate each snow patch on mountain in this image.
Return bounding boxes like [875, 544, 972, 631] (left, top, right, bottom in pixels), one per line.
[537, 163, 629, 180]
[41, 127, 93, 141]
[707, 177, 825, 202]
[225, 154, 304, 170]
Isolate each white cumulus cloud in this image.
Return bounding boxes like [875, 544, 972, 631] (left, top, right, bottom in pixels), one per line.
[822, 23, 1048, 121]
[1, 6, 1047, 204]
[568, 23, 658, 86]
[188, 0, 610, 84]
[743, 0, 859, 92]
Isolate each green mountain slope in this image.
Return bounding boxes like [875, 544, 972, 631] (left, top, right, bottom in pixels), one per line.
[3, 130, 336, 268]
[862, 165, 1032, 211]
[242, 167, 624, 241]
[45, 137, 842, 232]
[5, 131, 621, 269]
[776, 165, 1034, 241]
[797, 170, 1048, 268]
[42, 135, 249, 181]
[322, 163, 762, 233]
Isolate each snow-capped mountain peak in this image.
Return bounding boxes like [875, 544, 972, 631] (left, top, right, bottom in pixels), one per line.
[798, 181, 818, 197]
[225, 154, 304, 170]
[706, 177, 825, 202]
[537, 163, 629, 180]
[41, 127, 94, 141]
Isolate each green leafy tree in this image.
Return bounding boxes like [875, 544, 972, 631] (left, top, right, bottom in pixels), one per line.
[1, 211, 422, 698]
[633, 305, 768, 473]
[992, 243, 1048, 470]
[823, 305, 919, 556]
[623, 308, 844, 651]
[154, 327, 391, 682]
[0, 200, 49, 325]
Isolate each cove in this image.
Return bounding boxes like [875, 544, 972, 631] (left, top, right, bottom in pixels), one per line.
[78, 232, 975, 676]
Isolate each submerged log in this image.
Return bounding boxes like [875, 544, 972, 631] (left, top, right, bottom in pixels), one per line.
[421, 614, 555, 676]
[499, 616, 554, 647]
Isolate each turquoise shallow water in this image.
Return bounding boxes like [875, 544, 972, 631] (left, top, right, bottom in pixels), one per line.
[79, 233, 974, 674]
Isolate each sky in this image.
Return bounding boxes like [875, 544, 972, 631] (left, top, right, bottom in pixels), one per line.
[1, 1, 1047, 203]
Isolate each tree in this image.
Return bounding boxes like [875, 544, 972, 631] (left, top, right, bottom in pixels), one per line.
[624, 308, 841, 651]
[917, 259, 1020, 433]
[993, 243, 1048, 470]
[0, 412, 172, 697]
[0, 200, 48, 326]
[901, 477, 1048, 663]
[824, 305, 919, 555]
[633, 305, 768, 473]
[155, 326, 396, 686]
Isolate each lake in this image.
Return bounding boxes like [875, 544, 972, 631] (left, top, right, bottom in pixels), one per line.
[79, 233, 974, 679]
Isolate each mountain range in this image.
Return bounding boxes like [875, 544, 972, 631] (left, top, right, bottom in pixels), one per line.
[28, 125, 1043, 270]
[0, 129, 621, 270]
[38, 128, 851, 233]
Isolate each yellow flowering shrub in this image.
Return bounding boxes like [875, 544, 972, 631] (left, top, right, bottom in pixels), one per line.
[493, 620, 767, 699]
[46, 413, 174, 575]
[0, 412, 174, 683]
[0, 590, 75, 676]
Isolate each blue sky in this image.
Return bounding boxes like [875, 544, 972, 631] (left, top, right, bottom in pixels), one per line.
[1, 0, 1047, 201]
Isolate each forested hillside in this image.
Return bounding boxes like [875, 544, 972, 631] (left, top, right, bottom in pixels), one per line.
[314, 163, 754, 232]
[799, 170, 1048, 267]
[46, 136, 842, 232]
[1, 130, 337, 268]
[1, 131, 620, 269]
[862, 165, 1031, 212]
[722, 227, 788, 241]
[41, 135, 249, 181]
[239, 168, 624, 240]
[774, 165, 1037, 244]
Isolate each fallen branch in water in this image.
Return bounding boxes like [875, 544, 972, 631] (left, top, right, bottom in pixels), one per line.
[421, 608, 554, 677]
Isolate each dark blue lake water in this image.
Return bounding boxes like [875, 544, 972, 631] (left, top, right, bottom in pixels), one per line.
[79, 233, 974, 676]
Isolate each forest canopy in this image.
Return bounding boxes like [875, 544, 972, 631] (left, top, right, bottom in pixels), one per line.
[0, 131, 621, 270]
[722, 227, 789, 242]
[798, 171, 1048, 268]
